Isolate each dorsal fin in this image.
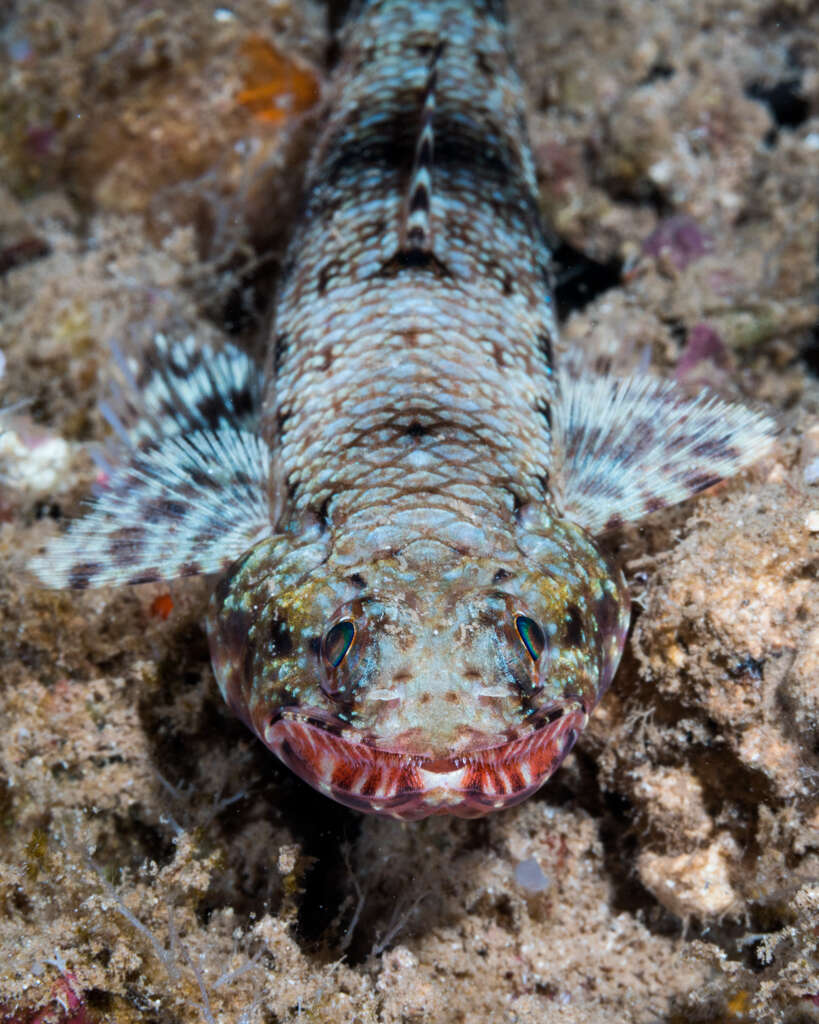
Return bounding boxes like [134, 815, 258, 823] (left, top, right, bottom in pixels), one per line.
[400, 41, 445, 255]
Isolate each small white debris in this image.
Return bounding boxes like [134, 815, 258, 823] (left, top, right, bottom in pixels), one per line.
[648, 158, 674, 185]
[804, 511, 819, 533]
[277, 844, 300, 875]
[515, 857, 550, 893]
[804, 458, 819, 486]
[0, 428, 72, 495]
[213, 7, 236, 21]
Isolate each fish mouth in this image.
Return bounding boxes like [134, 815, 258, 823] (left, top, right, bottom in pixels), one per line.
[262, 704, 587, 820]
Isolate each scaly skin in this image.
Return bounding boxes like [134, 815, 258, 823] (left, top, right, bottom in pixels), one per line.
[208, 0, 631, 818]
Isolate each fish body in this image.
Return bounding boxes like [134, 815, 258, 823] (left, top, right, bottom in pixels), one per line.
[32, 0, 774, 819]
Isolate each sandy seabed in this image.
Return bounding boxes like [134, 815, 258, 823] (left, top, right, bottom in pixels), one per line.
[1, 0, 817, 1021]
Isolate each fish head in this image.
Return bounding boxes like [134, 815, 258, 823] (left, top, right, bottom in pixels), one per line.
[207, 517, 629, 819]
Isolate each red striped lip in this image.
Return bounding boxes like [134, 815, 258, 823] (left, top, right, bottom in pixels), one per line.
[263, 706, 586, 820]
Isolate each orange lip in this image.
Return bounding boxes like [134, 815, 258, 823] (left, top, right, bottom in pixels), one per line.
[263, 706, 586, 820]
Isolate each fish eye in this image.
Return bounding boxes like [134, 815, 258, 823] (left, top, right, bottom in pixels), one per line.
[323, 619, 355, 668]
[515, 615, 545, 661]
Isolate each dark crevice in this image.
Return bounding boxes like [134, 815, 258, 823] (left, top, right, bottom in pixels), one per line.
[0, 235, 51, 275]
[95, 810, 176, 876]
[757, 3, 802, 30]
[597, 788, 682, 937]
[221, 282, 261, 336]
[287, 785, 363, 947]
[552, 241, 622, 320]
[34, 500, 62, 520]
[667, 318, 688, 349]
[746, 77, 810, 129]
[326, 0, 357, 39]
[210, 253, 280, 338]
[637, 62, 675, 86]
[801, 324, 819, 378]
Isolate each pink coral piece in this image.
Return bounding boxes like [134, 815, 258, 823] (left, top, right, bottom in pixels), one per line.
[1, 971, 90, 1024]
[643, 215, 712, 271]
[675, 323, 729, 380]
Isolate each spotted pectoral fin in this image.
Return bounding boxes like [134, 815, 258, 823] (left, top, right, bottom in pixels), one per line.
[29, 333, 273, 589]
[103, 331, 262, 446]
[551, 373, 777, 534]
[30, 427, 273, 589]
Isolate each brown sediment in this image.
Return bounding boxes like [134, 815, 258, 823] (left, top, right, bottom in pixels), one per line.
[1, 0, 817, 1021]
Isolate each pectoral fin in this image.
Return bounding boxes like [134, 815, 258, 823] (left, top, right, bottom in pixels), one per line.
[29, 333, 273, 589]
[551, 373, 776, 535]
